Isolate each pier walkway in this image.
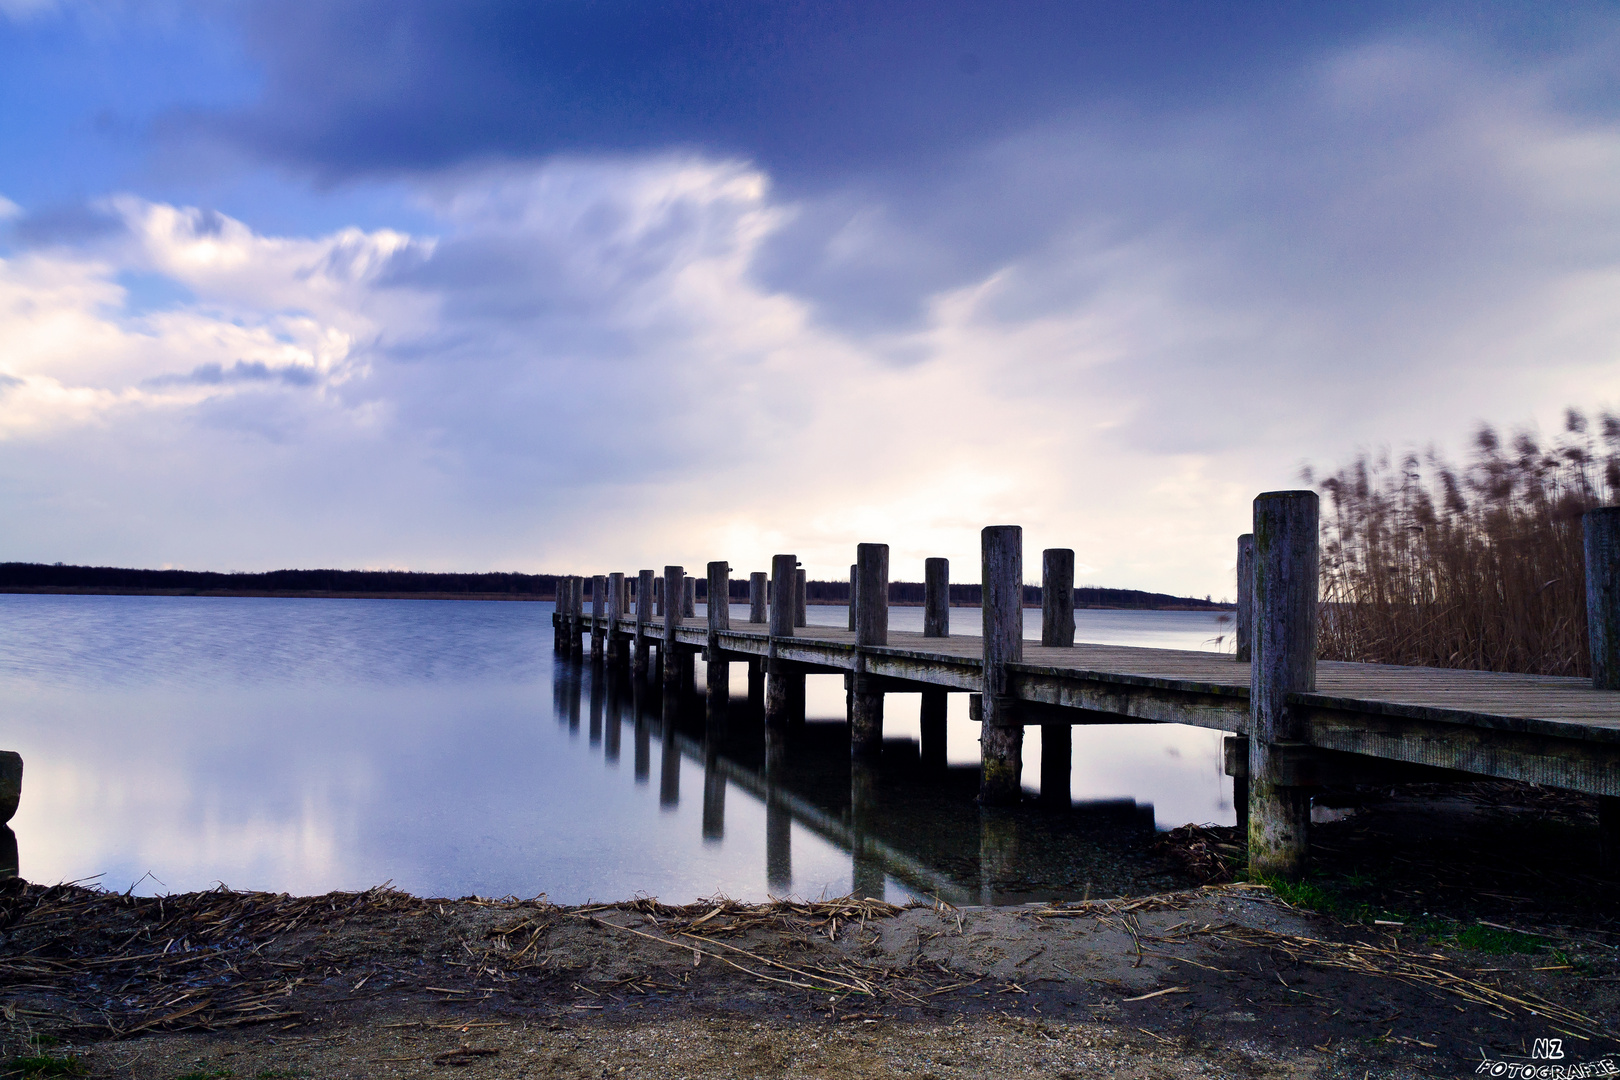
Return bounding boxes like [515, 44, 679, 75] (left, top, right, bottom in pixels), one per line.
[551, 492, 1620, 878]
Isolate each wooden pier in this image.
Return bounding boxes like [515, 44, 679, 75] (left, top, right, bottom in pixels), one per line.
[552, 493, 1620, 878]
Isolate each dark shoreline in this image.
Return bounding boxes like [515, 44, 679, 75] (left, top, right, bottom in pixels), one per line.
[0, 586, 1233, 611]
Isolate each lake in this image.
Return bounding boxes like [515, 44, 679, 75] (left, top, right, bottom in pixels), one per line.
[0, 595, 1237, 903]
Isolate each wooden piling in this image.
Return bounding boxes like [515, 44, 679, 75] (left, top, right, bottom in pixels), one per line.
[749, 572, 768, 624]
[654, 576, 664, 618]
[848, 564, 858, 631]
[1039, 549, 1074, 805]
[706, 561, 731, 722]
[1247, 491, 1319, 881]
[663, 566, 684, 693]
[1236, 533, 1255, 663]
[795, 568, 807, 628]
[684, 577, 697, 619]
[568, 575, 584, 656]
[851, 543, 890, 758]
[924, 557, 949, 638]
[590, 575, 606, 661]
[1041, 549, 1075, 648]
[1585, 507, 1620, 690]
[980, 525, 1024, 805]
[766, 554, 799, 727]
[634, 570, 654, 678]
[606, 572, 626, 664]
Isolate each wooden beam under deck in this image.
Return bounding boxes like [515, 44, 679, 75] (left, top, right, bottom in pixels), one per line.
[568, 613, 1620, 798]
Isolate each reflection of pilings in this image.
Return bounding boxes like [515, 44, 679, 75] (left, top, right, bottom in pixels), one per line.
[667, 729, 973, 905]
[604, 674, 623, 763]
[1039, 723, 1070, 806]
[851, 761, 884, 900]
[633, 682, 651, 783]
[702, 741, 726, 841]
[564, 663, 582, 733]
[920, 689, 948, 772]
[659, 723, 680, 807]
[706, 658, 730, 724]
[978, 807, 1019, 906]
[766, 794, 791, 894]
[588, 668, 604, 747]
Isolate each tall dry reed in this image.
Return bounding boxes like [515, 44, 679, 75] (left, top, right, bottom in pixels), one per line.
[1308, 408, 1620, 676]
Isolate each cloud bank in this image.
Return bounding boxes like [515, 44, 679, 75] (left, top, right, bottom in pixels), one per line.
[2, 33, 1619, 596]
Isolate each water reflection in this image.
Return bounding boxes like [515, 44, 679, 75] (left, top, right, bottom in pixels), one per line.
[556, 653, 1196, 906]
[0, 594, 1231, 900]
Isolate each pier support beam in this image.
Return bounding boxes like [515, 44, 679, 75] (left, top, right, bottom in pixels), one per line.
[920, 689, 948, 772]
[1236, 534, 1255, 662]
[765, 554, 800, 728]
[1040, 549, 1075, 807]
[706, 561, 731, 723]
[1584, 508, 1620, 875]
[980, 526, 1024, 805]
[851, 543, 889, 759]
[747, 658, 765, 712]
[634, 570, 654, 679]
[1247, 491, 1320, 881]
[663, 566, 684, 697]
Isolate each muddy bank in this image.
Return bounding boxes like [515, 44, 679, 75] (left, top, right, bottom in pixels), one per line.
[1, 879, 1615, 1079]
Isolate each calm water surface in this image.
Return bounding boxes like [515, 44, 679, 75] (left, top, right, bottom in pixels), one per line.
[0, 596, 1237, 902]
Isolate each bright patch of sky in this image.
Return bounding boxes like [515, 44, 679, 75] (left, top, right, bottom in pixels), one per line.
[2, 2, 1619, 597]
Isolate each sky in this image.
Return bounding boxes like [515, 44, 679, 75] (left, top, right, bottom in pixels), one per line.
[2, 1, 1619, 599]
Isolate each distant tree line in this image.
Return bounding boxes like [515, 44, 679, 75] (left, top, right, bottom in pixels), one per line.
[1, 562, 1227, 609]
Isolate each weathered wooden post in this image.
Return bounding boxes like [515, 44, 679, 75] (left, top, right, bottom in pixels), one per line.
[765, 555, 800, 727]
[850, 543, 890, 758]
[684, 577, 697, 619]
[1583, 507, 1620, 872]
[606, 572, 626, 665]
[1236, 533, 1256, 662]
[551, 577, 565, 653]
[654, 576, 664, 617]
[920, 557, 950, 771]
[568, 575, 584, 656]
[848, 564, 858, 631]
[663, 566, 685, 699]
[1040, 549, 1074, 806]
[980, 526, 1024, 805]
[1041, 550, 1074, 648]
[924, 557, 949, 637]
[706, 561, 731, 722]
[1247, 491, 1319, 880]
[749, 572, 767, 624]
[590, 575, 606, 661]
[795, 569, 808, 628]
[634, 570, 654, 678]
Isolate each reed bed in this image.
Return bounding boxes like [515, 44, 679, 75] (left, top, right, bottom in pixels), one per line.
[1310, 408, 1620, 675]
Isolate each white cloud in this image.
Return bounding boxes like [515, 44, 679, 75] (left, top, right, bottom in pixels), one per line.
[1, 38, 1618, 597]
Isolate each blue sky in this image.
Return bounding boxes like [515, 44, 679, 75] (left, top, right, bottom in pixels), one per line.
[2, 1, 1619, 596]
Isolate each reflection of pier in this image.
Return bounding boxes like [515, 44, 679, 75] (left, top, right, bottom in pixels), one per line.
[560, 660, 1161, 904]
[552, 503, 1620, 879]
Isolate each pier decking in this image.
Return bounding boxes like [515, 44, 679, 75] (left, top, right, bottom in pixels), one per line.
[551, 496, 1620, 877]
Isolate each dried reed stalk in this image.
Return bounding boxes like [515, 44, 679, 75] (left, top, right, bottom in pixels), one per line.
[1310, 408, 1620, 676]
